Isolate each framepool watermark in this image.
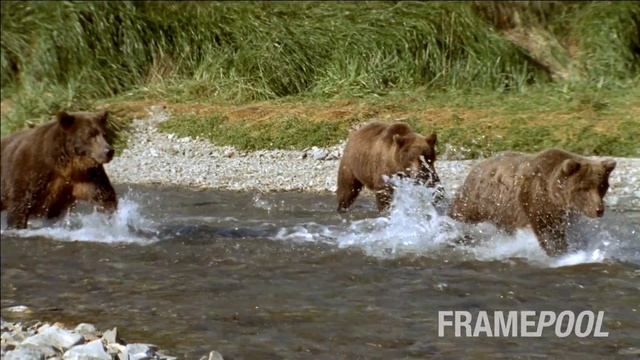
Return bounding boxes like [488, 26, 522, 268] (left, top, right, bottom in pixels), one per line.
[438, 311, 609, 337]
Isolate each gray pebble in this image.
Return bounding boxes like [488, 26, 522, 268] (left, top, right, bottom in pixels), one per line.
[3, 346, 46, 360]
[101, 327, 117, 344]
[310, 147, 329, 160]
[126, 343, 158, 360]
[73, 323, 97, 339]
[4, 305, 32, 313]
[62, 339, 110, 360]
[207, 350, 224, 360]
[22, 326, 83, 352]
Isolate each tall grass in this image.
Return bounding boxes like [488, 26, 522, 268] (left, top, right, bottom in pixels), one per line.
[570, 2, 640, 82]
[1, 1, 639, 134]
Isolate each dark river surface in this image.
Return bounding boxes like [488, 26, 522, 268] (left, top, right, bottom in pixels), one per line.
[1, 183, 639, 359]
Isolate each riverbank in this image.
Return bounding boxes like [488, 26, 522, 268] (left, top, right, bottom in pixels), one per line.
[104, 105, 640, 210]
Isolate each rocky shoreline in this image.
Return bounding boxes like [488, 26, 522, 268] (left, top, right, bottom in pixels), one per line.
[1, 317, 222, 360]
[105, 106, 640, 210]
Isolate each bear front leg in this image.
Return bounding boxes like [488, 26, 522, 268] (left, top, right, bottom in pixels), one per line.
[74, 166, 118, 213]
[336, 167, 363, 213]
[6, 203, 29, 229]
[5, 187, 33, 229]
[94, 183, 117, 214]
[531, 219, 568, 256]
[374, 185, 394, 213]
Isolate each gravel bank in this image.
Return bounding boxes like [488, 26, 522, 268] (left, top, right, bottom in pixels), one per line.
[106, 106, 640, 209]
[0, 317, 223, 360]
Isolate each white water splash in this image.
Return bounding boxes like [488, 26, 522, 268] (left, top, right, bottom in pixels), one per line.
[458, 224, 614, 268]
[272, 176, 639, 267]
[1, 196, 158, 244]
[275, 222, 341, 243]
[271, 177, 461, 255]
[335, 177, 460, 257]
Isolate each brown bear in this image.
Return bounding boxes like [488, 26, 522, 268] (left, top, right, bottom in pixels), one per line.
[1, 111, 117, 229]
[336, 122, 440, 212]
[448, 148, 617, 256]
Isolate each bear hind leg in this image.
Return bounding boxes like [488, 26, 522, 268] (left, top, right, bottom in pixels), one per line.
[337, 168, 363, 213]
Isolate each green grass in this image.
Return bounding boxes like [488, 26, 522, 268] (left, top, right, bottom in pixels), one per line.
[155, 84, 640, 157]
[158, 113, 353, 151]
[2, 2, 639, 158]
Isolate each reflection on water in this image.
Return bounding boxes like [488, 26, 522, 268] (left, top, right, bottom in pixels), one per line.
[1, 183, 639, 359]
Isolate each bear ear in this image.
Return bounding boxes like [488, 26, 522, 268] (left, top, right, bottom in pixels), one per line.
[97, 110, 109, 126]
[561, 159, 581, 176]
[426, 132, 437, 147]
[602, 159, 616, 174]
[393, 134, 408, 148]
[56, 111, 75, 130]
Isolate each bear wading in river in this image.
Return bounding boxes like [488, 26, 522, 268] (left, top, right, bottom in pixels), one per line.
[448, 149, 617, 256]
[336, 122, 440, 213]
[1, 111, 117, 229]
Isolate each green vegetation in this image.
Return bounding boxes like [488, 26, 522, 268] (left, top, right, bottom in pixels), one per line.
[157, 85, 640, 157]
[159, 113, 354, 151]
[1, 2, 639, 157]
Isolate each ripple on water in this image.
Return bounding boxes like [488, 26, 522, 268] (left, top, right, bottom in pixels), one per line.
[1, 183, 639, 359]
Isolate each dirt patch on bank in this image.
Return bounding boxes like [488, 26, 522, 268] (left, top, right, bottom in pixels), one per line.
[100, 98, 496, 127]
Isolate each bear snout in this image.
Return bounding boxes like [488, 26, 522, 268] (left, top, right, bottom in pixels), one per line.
[430, 171, 441, 185]
[93, 146, 114, 164]
[584, 205, 605, 218]
[105, 147, 115, 162]
[433, 185, 446, 203]
[422, 169, 440, 187]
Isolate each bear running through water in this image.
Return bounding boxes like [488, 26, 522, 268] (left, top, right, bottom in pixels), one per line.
[337, 122, 441, 213]
[1, 111, 118, 229]
[449, 149, 617, 256]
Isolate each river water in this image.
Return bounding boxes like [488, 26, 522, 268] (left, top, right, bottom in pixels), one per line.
[1, 181, 639, 359]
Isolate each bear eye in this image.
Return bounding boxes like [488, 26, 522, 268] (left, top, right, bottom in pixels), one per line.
[598, 181, 609, 195]
[419, 155, 433, 166]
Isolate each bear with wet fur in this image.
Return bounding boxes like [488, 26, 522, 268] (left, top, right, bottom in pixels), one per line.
[449, 149, 616, 256]
[1, 111, 117, 229]
[337, 122, 440, 212]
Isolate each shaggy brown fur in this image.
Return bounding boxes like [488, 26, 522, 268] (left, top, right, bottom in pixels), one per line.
[337, 122, 440, 212]
[1, 111, 117, 229]
[449, 149, 617, 256]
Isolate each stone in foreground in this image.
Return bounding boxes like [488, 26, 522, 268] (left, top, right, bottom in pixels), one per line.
[23, 326, 84, 351]
[4, 346, 45, 360]
[63, 339, 111, 360]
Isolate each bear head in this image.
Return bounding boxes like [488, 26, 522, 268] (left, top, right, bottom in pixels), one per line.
[555, 157, 616, 218]
[392, 132, 440, 188]
[57, 111, 115, 165]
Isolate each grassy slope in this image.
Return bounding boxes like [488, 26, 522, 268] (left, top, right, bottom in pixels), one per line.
[1, 2, 639, 158]
[124, 83, 639, 158]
